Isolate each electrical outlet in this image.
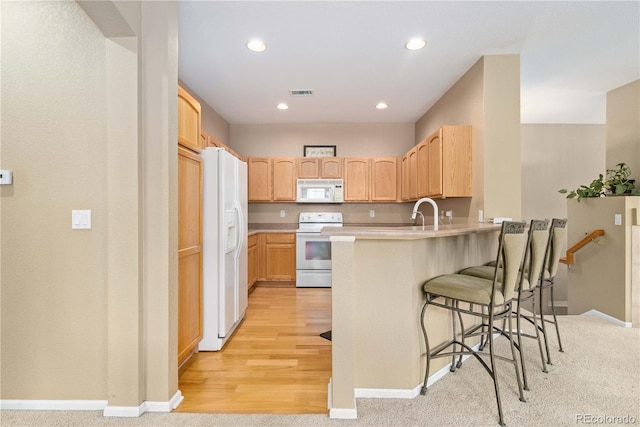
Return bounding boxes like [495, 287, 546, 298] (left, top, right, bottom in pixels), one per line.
[280, 210, 286, 218]
[614, 213, 622, 225]
[445, 210, 453, 219]
[369, 210, 375, 218]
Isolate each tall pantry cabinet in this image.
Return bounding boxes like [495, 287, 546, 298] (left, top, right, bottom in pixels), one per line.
[177, 86, 203, 364]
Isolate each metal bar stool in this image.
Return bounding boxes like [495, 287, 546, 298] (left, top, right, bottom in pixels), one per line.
[457, 219, 550, 390]
[419, 221, 528, 426]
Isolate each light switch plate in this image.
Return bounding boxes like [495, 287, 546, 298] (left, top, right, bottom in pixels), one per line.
[0, 170, 12, 185]
[72, 210, 92, 229]
[614, 213, 622, 226]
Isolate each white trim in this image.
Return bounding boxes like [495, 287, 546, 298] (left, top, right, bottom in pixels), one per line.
[327, 378, 357, 419]
[582, 309, 632, 327]
[145, 390, 184, 412]
[548, 300, 568, 308]
[1, 391, 183, 417]
[0, 399, 107, 411]
[103, 402, 145, 417]
[355, 387, 418, 399]
[329, 407, 358, 419]
[582, 309, 631, 328]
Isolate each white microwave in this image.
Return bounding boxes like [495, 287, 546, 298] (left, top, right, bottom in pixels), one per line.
[296, 179, 344, 203]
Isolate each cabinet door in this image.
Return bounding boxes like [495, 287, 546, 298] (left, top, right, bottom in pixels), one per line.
[408, 147, 418, 200]
[427, 131, 443, 198]
[178, 86, 201, 152]
[178, 146, 202, 363]
[401, 154, 409, 201]
[200, 130, 208, 149]
[264, 233, 296, 280]
[416, 140, 429, 198]
[273, 158, 296, 201]
[344, 158, 370, 201]
[371, 157, 398, 201]
[441, 125, 472, 197]
[248, 158, 272, 201]
[297, 158, 319, 179]
[320, 158, 343, 178]
[248, 234, 259, 289]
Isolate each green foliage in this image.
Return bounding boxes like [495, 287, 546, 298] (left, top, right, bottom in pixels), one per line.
[559, 163, 638, 202]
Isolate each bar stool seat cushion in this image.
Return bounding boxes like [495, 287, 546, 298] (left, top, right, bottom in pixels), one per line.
[424, 274, 505, 305]
[459, 266, 532, 290]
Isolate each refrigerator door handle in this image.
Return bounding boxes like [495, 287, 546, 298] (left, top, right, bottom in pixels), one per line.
[234, 202, 244, 259]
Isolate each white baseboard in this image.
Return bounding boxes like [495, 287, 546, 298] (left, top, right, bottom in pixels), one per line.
[548, 300, 568, 308]
[0, 399, 107, 411]
[329, 407, 358, 419]
[143, 390, 184, 412]
[103, 403, 145, 417]
[327, 378, 358, 419]
[582, 309, 632, 327]
[1, 389, 184, 417]
[355, 387, 418, 399]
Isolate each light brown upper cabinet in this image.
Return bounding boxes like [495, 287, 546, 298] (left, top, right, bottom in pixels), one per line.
[407, 147, 418, 201]
[178, 86, 201, 152]
[248, 157, 297, 202]
[248, 158, 272, 201]
[416, 140, 430, 198]
[344, 158, 370, 201]
[402, 125, 472, 201]
[296, 157, 343, 179]
[427, 126, 472, 198]
[401, 153, 409, 201]
[272, 158, 297, 201]
[370, 157, 399, 201]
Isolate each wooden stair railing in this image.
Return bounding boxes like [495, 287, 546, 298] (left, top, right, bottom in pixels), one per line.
[560, 229, 605, 266]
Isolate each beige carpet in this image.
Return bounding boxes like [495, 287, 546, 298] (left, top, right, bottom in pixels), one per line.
[1, 314, 638, 426]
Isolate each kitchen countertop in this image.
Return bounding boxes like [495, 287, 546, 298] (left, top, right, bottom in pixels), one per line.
[321, 222, 501, 240]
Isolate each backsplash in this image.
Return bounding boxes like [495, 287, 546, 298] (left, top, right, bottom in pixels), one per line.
[248, 198, 474, 226]
[248, 202, 415, 225]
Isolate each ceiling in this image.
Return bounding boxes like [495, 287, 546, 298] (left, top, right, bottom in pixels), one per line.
[178, 1, 639, 125]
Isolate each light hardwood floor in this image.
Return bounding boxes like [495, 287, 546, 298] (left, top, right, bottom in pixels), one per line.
[177, 284, 332, 414]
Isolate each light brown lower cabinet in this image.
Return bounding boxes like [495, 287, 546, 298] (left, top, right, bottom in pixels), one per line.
[177, 146, 202, 364]
[253, 232, 296, 283]
[248, 234, 259, 289]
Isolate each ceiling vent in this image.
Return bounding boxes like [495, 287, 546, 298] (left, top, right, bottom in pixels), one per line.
[289, 90, 314, 97]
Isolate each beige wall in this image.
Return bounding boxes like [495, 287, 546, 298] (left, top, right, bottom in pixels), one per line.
[415, 55, 521, 223]
[521, 124, 605, 309]
[567, 197, 640, 323]
[1, 0, 109, 400]
[606, 79, 640, 176]
[178, 79, 231, 146]
[231, 123, 414, 158]
[1, 0, 179, 409]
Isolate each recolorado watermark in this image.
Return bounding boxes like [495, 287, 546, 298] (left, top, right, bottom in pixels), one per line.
[576, 414, 637, 424]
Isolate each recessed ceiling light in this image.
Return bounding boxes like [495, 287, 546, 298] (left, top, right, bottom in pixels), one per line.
[247, 40, 267, 52]
[405, 38, 426, 50]
[376, 102, 388, 110]
[276, 103, 289, 110]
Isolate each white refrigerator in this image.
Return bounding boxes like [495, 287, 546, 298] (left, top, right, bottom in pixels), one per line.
[199, 148, 248, 351]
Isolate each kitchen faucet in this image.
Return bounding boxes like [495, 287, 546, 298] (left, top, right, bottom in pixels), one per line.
[411, 197, 439, 231]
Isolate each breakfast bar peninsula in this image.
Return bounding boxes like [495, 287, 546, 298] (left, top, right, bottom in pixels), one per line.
[322, 223, 501, 419]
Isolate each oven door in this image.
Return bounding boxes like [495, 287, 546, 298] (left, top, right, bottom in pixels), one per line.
[296, 232, 332, 287]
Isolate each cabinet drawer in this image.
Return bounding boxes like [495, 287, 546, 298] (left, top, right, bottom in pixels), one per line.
[265, 233, 295, 244]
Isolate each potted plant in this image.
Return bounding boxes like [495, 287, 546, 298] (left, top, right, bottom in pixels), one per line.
[559, 162, 638, 201]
